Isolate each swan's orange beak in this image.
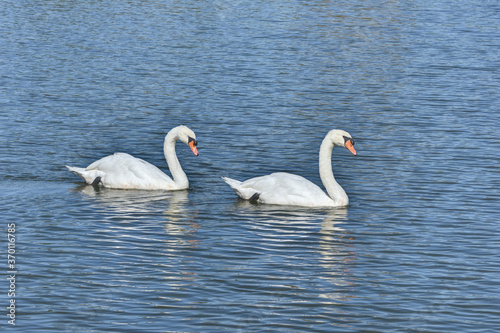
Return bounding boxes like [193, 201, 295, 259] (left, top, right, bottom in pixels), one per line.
[345, 140, 357, 155]
[189, 141, 199, 156]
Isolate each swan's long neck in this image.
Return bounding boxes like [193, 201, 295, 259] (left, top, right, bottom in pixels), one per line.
[319, 136, 349, 206]
[164, 130, 189, 189]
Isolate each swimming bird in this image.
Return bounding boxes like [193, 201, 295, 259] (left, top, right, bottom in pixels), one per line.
[222, 129, 356, 207]
[66, 125, 198, 190]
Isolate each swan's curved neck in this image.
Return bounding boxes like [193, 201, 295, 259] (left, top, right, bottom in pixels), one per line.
[319, 137, 348, 206]
[164, 130, 188, 189]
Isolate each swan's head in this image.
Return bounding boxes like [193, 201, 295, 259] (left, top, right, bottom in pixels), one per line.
[329, 129, 357, 155]
[175, 125, 199, 156]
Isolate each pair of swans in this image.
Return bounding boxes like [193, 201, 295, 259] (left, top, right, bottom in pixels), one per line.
[67, 125, 357, 207]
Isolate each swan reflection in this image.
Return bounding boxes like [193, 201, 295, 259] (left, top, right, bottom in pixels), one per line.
[232, 202, 355, 301]
[72, 185, 199, 244]
[73, 184, 188, 214]
[74, 185, 200, 253]
[316, 208, 356, 301]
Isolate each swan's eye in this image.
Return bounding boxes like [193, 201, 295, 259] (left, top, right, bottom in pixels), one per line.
[188, 137, 198, 146]
[343, 136, 354, 146]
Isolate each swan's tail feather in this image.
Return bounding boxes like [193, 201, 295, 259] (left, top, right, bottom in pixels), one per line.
[222, 177, 260, 201]
[221, 176, 241, 189]
[66, 165, 87, 182]
[66, 165, 105, 185]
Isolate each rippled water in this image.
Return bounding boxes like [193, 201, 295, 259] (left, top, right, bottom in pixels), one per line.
[2, 0, 500, 332]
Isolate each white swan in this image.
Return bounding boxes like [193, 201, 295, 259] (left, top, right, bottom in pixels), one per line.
[222, 129, 356, 207]
[66, 125, 198, 190]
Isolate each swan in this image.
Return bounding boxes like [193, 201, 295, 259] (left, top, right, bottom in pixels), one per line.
[66, 125, 198, 190]
[222, 129, 356, 207]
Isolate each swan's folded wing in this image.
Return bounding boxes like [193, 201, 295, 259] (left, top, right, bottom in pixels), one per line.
[86, 153, 175, 189]
[245, 173, 333, 206]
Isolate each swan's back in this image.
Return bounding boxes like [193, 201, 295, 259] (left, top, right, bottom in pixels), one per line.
[228, 172, 335, 207]
[87, 153, 176, 190]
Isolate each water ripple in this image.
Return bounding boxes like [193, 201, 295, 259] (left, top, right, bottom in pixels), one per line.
[2, 0, 500, 331]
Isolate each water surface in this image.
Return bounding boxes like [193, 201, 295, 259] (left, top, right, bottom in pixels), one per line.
[1, 0, 500, 331]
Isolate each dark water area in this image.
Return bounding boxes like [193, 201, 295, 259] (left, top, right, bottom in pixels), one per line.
[1, 0, 500, 331]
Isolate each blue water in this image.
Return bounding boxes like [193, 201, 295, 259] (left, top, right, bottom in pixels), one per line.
[2, 0, 500, 332]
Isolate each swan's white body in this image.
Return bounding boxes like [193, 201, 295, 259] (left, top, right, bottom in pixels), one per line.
[66, 125, 198, 190]
[222, 129, 356, 207]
